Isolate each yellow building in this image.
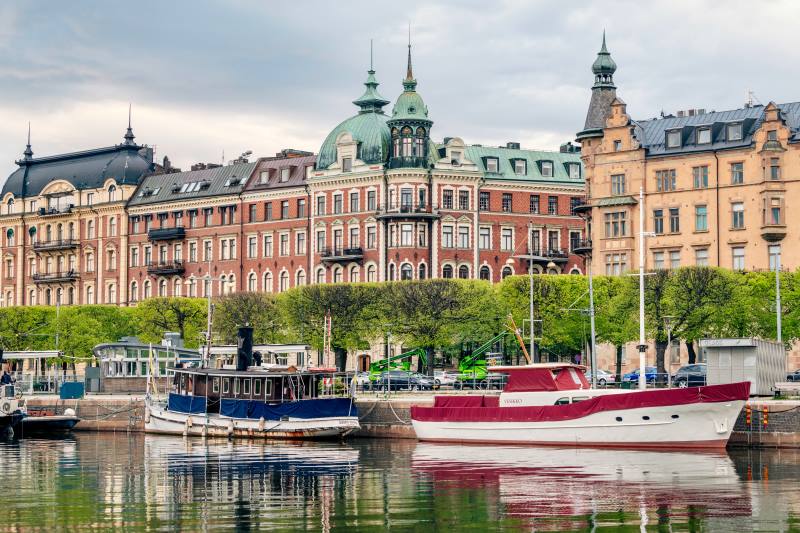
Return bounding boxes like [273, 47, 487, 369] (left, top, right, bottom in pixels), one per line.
[578, 35, 797, 275]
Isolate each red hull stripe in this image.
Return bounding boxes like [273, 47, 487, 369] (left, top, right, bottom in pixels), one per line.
[411, 382, 750, 423]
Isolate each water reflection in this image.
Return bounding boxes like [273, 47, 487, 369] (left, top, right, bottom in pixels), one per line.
[0, 434, 797, 531]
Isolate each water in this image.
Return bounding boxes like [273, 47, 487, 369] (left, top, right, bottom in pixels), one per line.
[0, 434, 798, 532]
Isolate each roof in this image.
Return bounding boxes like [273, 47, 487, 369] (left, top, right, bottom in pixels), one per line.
[633, 102, 800, 157]
[245, 153, 315, 192]
[465, 145, 583, 185]
[127, 161, 257, 207]
[2, 143, 154, 198]
[316, 111, 391, 170]
[596, 196, 637, 207]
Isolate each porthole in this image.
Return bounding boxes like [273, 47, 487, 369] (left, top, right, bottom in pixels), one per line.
[671, 414, 680, 419]
[642, 416, 650, 421]
[615, 416, 623, 422]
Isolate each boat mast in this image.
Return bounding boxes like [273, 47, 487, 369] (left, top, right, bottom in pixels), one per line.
[637, 186, 647, 391]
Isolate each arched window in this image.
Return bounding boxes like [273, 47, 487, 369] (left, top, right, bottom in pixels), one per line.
[479, 266, 491, 280]
[264, 271, 274, 292]
[400, 263, 413, 280]
[143, 280, 151, 299]
[68, 222, 75, 240]
[109, 217, 117, 237]
[86, 286, 94, 304]
[501, 266, 513, 279]
[28, 289, 35, 305]
[130, 281, 138, 302]
[56, 223, 63, 240]
[367, 264, 376, 283]
[45, 289, 52, 306]
[296, 269, 306, 286]
[108, 185, 117, 202]
[248, 272, 257, 292]
[333, 267, 343, 283]
[279, 271, 289, 292]
[86, 252, 95, 272]
[108, 284, 116, 303]
[418, 263, 426, 280]
[458, 265, 469, 279]
[5, 228, 13, 246]
[68, 287, 74, 305]
[316, 268, 325, 284]
[56, 288, 63, 305]
[4, 290, 12, 307]
[388, 263, 396, 281]
[45, 224, 52, 241]
[6, 198, 13, 215]
[442, 265, 453, 279]
[158, 279, 167, 297]
[173, 278, 182, 297]
[87, 220, 95, 239]
[187, 278, 196, 297]
[349, 265, 359, 283]
[28, 226, 36, 244]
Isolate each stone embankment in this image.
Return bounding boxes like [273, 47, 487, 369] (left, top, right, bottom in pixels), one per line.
[24, 394, 800, 447]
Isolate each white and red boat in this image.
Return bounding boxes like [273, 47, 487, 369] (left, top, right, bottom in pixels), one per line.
[411, 364, 749, 450]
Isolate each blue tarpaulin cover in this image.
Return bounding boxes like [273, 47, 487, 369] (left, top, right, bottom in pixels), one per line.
[168, 393, 207, 414]
[219, 398, 356, 420]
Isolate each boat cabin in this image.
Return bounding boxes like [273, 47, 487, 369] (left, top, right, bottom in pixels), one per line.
[490, 364, 590, 392]
[94, 336, 201, 378]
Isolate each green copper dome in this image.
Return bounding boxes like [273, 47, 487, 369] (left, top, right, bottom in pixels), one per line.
[592, 32, 617, 81]
[316, 68, 391, 171]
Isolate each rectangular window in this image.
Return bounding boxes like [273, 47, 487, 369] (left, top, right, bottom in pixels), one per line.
[349, 192, 359, 213]
[249, 204, 257, 222]
[613, 140, 622, 152]
[279, 233, 289, 256]
[418, 225, 427, 247]
[611, 174, 626, 195]
[653, 209, 664, 235]
[769, 244, 781, 272]
[296, 232, 306, 255]
[666, 130, 681, 148]
[695, 205, 708, 231]
[189, 242, 197, 263]
[316, 231, 325, 254]
[401, 224, 413, 246]
[501, 228, 513, 251]
[669, 250, 680, 269]
[731, 202, 744, 229]
[280, 168, 290, 182]
[529, 195, 540, 214]
[669, 208, 680, 233]
[770, 205, 781, 225]
[442, 225, 453, 248]
[541, 161, 553, 177]
[731, 162, 744, 184]
[653, 251, 665, 270]
[174, 244, 182, 262]
[696, 248, 709, 266]
[297, 199, 306, 218]
[697, 128, 711, 144]
[486, 158, 499, 172]
[458, 190, 469, 210]
[604, 253, 627, 276]
[130, 248, 139, 267]
[264, 234, 273, 257]
[502, 193, 512, 212]
[604, 211, 627, 237]
[265, 203, 273, 221]
[248, 236, 257, 258]
[189, 211, 197, 228]
[770, 158, 780, 180]
[204, 209, 213, 226]
[727, 123, 743, 141]
[333, 194, 343, 214]
[203, 240, 212, 262]
[548, 196, 558, 215]
[479, 191, 489, 211]
[569, 164, 580, 179]
[454, 226, 467, 248]
[732, 246, 745, 270]
[656, 169, 677, 192]
[342, 157, 352, 172]
[367, 191, 376, 211]
[570, 197, 581, 216]
[692, 166, 709, 189]
[479, 227, 490, 249]
[514, 160, 526, 175]
[367, 226, 376, 249]
[349, 227, 360, 248]
[569, 231, 580, 252]
[442, 190, 453, 209]
[281, 201, 289, 219]
[259, 170, 268, 184]
[316, 196, 325, 215]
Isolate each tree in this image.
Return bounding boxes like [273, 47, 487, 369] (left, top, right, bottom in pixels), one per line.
[213, 292, 284, 344]
[594, 275, 638, 380]
[644, 268, 670, 379]
[132, 297, 207, 348]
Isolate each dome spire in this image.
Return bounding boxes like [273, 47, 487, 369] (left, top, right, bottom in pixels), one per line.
[591, 30, 616, 88]
[23, 122, 33, 161]
[404, 23, 417, 91]
[123, 103, 136, 145]
[353, 40, 390, 114]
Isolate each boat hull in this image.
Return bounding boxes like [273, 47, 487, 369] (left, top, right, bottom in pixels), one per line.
[20, 415, 80, 435]
[145, 401, 360, 440]
[0, 412, 24, 431]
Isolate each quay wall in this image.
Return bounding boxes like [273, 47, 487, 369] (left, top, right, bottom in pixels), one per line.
[24, 395, 800, 447]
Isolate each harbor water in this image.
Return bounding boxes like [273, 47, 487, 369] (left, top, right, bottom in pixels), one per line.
[1, 433, 799, 531]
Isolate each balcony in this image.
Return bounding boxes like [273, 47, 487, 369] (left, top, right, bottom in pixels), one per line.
[147, 261, 186, 276]
[320, 247, 364, 263]
[571, 199, 592, 216]
[37, 205, 73, 217]
[571, 239, 593, 256]
[517, 248, 570, 263]
[761, 224, 787, 242]
[376, 202, 440, 220]
[148, 227, 186, 242]
[32, 270, 80, 283]
[33, 239, 79, 252]
[387, 156, 428, 169]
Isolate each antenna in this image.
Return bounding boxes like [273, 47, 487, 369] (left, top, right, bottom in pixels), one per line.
[128, 102, 132, 128]
[370, 38, 373, 70]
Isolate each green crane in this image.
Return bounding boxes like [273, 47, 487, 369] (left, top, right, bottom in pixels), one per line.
[457, 331, 508, 384]
[369, 347, 427, 382]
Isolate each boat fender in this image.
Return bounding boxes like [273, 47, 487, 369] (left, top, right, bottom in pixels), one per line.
[186, 417, 193, 428]
[1, 402, 10, 414]
[201, 424, 208, 438]
[258, 417, 265, 431]
[144, 407, 150, 424]
[227, 419, 235, 436]
[64, 408, 76, 417]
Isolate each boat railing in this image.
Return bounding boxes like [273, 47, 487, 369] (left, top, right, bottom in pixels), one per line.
[11, 373, 85, 396]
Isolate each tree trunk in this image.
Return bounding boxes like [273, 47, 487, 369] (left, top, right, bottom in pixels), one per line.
[655, 339, 668, 384]
[425, 347, 435, 376]
[686, 340, 697, 365]
[615, 345, 623, 383]
[334, 347, 347, 372]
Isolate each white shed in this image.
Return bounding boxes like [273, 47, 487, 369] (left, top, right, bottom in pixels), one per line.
[699, 338, 785, 396]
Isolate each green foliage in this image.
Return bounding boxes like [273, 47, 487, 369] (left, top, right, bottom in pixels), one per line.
[130, 298, 207, 348]
[213, 292, 284, 344]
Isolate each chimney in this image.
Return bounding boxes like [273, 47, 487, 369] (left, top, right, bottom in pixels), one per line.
[236, 326, 254, 371]
[506, 142, 521, 150]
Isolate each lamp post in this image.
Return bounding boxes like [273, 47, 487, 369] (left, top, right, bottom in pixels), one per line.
[663, 315, 675, 387]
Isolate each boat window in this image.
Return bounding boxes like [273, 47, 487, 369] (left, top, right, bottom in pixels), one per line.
[568, 368, 582, 385]
[243, 379, 251, 397]
[223, 378, 230, 394]
[212, 378, 220, 394]
[254, 379, 262, 397]
[234, 378, 240, 395]
[554, 397, 570, 405]
[671, 414, 679, 419]
[264, 378, 273, 398]
[571, 396, 589, 403]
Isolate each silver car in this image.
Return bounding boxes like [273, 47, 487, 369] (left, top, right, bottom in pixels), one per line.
[584, 369, 616, 387]
[433, 370, 459, 387]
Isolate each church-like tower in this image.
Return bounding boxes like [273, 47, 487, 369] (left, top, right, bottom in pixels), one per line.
[576, 32, 617, 141]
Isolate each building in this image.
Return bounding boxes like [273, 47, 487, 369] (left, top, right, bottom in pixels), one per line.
[578, 34, 800, 275]
[0, 121, 155, 306]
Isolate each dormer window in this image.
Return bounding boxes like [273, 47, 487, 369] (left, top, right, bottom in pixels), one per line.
[280, 168, 290, 182]
[569, 164, 580, 179]
[259, 171, 268, 184]
[768, 130, 778, 141]
[541, 161, 553, 178]
[666, 130, 681, 148]
[697, 127, 711, 145]
[451, 151, 462, 165]
[727, 123, 742, 141]
[613, 140, 622, 152]
[486, 158, 499, 173]
[305, 165, 312, 179]
[342, 157, 352, 172]
[513, 159, 526, 175]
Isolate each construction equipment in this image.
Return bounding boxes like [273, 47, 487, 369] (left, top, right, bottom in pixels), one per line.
[369, 347, 427, 382]
[456, 316, 532, 388]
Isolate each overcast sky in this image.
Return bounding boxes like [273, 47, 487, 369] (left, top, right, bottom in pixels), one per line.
[0, 0, 797, 181]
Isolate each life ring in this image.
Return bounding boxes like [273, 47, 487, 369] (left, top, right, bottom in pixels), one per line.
[1, 402, 10, 413]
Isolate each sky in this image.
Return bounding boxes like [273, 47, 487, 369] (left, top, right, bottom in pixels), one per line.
[0, 0, 798, 179]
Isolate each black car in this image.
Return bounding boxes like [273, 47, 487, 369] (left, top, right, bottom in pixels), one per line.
[787, 370, 800, 382]
[377, 371, 435, 391]
[672, 364, 706, 388]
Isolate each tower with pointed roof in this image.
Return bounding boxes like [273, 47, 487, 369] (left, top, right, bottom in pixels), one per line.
[386, 37, 433, 169]
[576, 32, 617, 141]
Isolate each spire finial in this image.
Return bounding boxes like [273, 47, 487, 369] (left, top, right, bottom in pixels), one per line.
[23, 122, 33, 161]
[601, 29, 608, 53]
[406, 22, 413, 81]
[123, 103, 136, 146]
[370, 38, 373, 71]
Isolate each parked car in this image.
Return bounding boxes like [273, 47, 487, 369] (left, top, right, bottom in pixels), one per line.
[787, 370, 800, 382]
[434, 370, 459, 387]
[585, 369, 616, 387]
[354, 371, 371, 388]
[671, 364, 707, 388]
[622, 366, 658, 383]
[376, 371, 435, 391]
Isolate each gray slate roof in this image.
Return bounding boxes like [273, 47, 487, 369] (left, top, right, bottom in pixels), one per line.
[579, 87, 617, 138]
[245, 154, 315, 192]
[127, 161, 257, 207]
[633, 102, 800, 156]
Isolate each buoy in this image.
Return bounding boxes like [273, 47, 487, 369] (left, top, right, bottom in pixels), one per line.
[258, 417, 265, 431]
[64, 408, 76, 417]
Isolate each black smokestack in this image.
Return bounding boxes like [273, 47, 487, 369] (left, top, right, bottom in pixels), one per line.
[236, 326, 254, 371]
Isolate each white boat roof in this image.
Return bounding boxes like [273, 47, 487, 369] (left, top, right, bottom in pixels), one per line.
[488, 363, 587, 372]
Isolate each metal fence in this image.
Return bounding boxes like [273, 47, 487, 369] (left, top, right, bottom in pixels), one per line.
[10, 372, 85, 395]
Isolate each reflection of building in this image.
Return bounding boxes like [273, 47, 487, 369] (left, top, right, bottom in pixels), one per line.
[0, 122, 154, 306]
[578, 34, 800, 275]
